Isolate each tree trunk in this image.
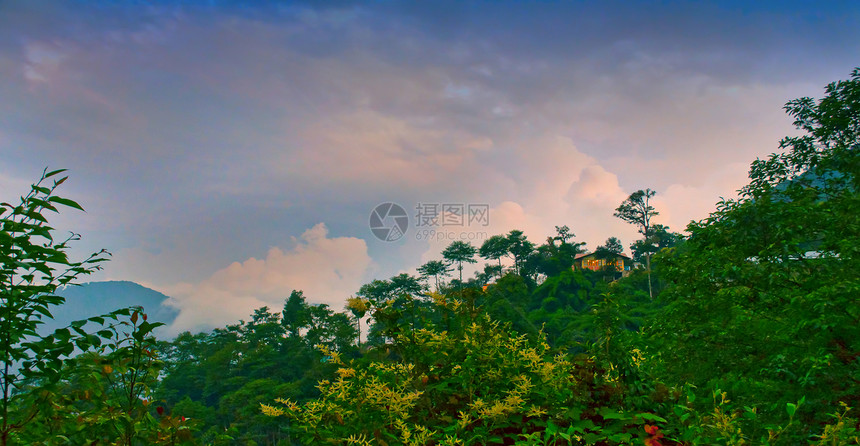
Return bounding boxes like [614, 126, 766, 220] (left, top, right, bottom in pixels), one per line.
[646, 253, 653, 300]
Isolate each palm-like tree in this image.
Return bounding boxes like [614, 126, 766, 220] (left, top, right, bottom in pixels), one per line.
[442, 241, 478, 284]
[345, 296, 369, 347]
[417, 260, 452, 292]
[479, 235, 510, 279]
[506, 230, 535, 275]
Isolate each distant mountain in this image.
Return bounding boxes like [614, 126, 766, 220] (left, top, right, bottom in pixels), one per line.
[40, 281, 178, 335]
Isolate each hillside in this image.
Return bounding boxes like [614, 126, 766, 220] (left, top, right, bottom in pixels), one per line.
[40, 280, 178, 334]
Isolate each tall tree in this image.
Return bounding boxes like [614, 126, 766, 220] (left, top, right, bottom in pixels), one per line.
[345, 297, 369, 347]
[282, 290, 310, 338]
[442, 241, 478, 284]
[478, 235, 510, 278]
[388, 273, 423, 297]
[629, 224, 682, 263]
[596, 236, 624, 256]
[388, 273, 423, 341]
[475, 264, 502, 286]
[537, 226, 587, 276]
[355, 279, 393, 306]
[593, 237, 626, 279]
[416, 260, 451, 292]
[506, 230, 535, 276]
[614, 189, 658, 298]
[553, 225, 574, 244]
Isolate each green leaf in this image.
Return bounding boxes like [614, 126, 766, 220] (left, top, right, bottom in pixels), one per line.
[54, 328, 71, 341]
[636, 413, 667, 423]
[599, 407, 627, 420]
[71, 319, 87, 329]
[31, 185, 51, 194]
[45, 168, 68, 178]
[47, 196, 85, 211]
[609, 433, 632, 442]
[786, 402, 797, 417]
[33, 305, 54, 319]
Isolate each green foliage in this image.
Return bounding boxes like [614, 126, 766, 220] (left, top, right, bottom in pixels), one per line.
[531, 238, 585, 279]
[263, 297, 661, 445]
[442, 241, 478, 283]
[156, 295, 358, 445]
[614, 189, 659, 233]
[0, 169, 110, 445]
[416, 260, 452, 292]
[648, 68, 860, 440]
[595, 237, 624, 257]
[614, 188, 660, 299]
[479, 235, 511, 278]
[16, 309, 190, 445]
[1, 170, 187, 445]
[629, 224, 683, 264]
[506, 230, 535, 276]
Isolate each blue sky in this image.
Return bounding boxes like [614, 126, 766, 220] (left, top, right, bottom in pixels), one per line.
[1, 0, 858, 333]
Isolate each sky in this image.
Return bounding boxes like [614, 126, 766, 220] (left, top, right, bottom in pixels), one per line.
[1, 0, 858, 334]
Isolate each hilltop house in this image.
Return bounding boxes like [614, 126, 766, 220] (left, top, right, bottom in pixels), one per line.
[574, 252, 632, 273]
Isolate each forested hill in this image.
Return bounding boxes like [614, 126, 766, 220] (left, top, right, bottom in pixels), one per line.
[40, 280, 178, 334]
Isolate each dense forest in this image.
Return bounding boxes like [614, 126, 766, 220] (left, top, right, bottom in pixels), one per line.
[1, 69, 857, 445]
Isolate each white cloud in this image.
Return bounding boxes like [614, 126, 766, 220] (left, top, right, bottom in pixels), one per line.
[415, 135, 642, 274]
[158, 223, 372, 334]
[23, 41, 68, 85]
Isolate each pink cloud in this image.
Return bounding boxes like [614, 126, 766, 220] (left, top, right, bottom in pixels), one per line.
[158, 223, 372, 334]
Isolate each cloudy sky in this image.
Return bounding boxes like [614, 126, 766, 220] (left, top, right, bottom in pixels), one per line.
[2, 0, 858, 334]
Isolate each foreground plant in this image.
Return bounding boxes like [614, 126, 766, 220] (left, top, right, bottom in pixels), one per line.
[1, 169, 186, 445]
[0, 168, 112, 445]
[263, 293, 666, 445]
[649, 67, 860, 437]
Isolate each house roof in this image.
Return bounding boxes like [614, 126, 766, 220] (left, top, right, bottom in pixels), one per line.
[575, 251, 631, 260]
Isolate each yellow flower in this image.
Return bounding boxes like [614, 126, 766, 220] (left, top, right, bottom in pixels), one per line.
[336, 367, 356, 379]
[457, 411, 473, 429]
[346, 434, 372, 445]
[440, 435, 464, 446]
[346, 296, 369, 313]
[631, 348, 645, 368]
[260, 403, 285, 417]
[469, 398, 486, 411]
[526, 405, 547, 417]
[429, 292, 447, 307]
